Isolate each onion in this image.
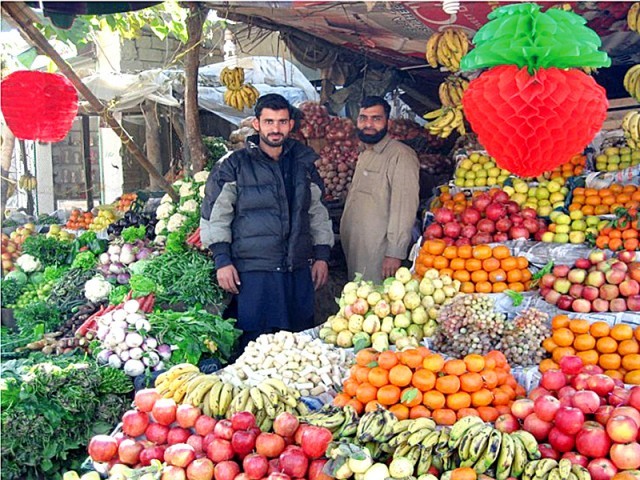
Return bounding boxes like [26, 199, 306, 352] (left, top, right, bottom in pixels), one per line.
[120, 244, 136, 265]
[109, 253, 121, 263]
[112, 319, 128, 331]
[105, 273, 118, 283]
[126, 313, 144, 325]
[153, 361, 165, 372]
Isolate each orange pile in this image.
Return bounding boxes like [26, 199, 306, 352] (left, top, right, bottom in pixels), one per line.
[416, 241, 532, 294]
[117, 193, 138, 212]
[541, 315, 640, 384]
[594, 220, 639, 252]
[334, 347, 526, 425]
[433, 191, 470, 214]
[568, 184, 640, 216]
[65, 209, 94, 230]
[542, 154, 586, 180]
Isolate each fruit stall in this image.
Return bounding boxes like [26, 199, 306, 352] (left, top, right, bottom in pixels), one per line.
[3, 3, 640, 480]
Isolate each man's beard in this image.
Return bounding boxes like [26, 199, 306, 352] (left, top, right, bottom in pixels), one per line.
[260, 132, 286, 147]
[357, 126, 388, 144]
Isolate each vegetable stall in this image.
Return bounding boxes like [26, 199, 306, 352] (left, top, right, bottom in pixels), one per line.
[2, 3, 640, 480]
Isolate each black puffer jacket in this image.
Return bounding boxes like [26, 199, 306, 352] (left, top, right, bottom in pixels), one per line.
[200, 136, 332, 272]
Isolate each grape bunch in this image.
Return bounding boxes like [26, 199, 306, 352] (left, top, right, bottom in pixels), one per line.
[431, 294, 506, 356]
[498, 308, 550, 367]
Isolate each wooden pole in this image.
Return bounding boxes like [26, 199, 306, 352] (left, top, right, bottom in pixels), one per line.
[1, 2, 178, 201]
[81, 115, 94, 210]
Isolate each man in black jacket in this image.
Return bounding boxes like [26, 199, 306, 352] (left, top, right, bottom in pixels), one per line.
[200, 94, 334, 348]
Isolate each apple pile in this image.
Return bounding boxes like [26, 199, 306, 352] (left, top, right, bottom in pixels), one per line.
[540, 251, 640, 313]
[506, 355, 640, 478]
[87, 388, 334, 480]
[424, 189, 548, 246]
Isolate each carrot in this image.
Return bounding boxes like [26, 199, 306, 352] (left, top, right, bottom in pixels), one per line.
[76, 305, 105, 337]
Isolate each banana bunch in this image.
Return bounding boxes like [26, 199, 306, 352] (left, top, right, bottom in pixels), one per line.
[220, 67, 245, 90]
[439, 75, 470, 107]
[298, 404, 360, 440]
[386, 417, 442, 476]
[18, 174, 37, 191]
[521, 458, 590, 480]
[424, 105, 466, 138]
[224, 83, 260, 111]
[628, 3, 640, 33]
[623, 64, 640, 102]
[622, 110, 640, 149]
[426, 28, 469, 72]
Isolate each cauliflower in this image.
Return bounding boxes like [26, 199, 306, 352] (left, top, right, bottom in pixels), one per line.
[85, 276, 112, 303]
[16, 254, 41, 273]
[160, 193, 173, 204]
[194, 170, 210, 183]
[166, 213, 187, 232]
[179, 182, 195, 198]
[172, 179, 184, 188]
[179, 199, 199, 213]
[199, 184, 206, 199]
[155, 219, 167, 235]
[156, 202, 175, 219]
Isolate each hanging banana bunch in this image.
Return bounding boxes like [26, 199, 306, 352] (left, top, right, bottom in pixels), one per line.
[220, 66, 260, 111]
[438, 75, 470, 107]
[623, 64, 640, 102]
[628, 3, 640, 33]
[622, 111, 640, 150]
[18, 173, 37, 191]
[425, 28, 469, 72]
[423, 105, 466, 138]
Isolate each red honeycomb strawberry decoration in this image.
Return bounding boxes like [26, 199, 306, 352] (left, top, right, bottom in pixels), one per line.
[460, 3, 611, 178]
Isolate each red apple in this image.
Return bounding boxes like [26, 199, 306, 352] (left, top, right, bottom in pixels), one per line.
[628, 294, 640, 311]
[186, 435, 203, 454]
[279, 446, 309, 478]
[555, 406, 585, 435]
[534, 395, 561, 422]
[557, 295, 574, 311]
[606, 415, 639, 443]
[213, 420, 234, 440]
[560, 355, 584, 375]
[610, 442, 640, 470]
[231, 411, 257, 431]
[609, 387, 630, 407]
[168, 427, 191, 445]
[558, 386, 577, 399]
[549, 426, 576, 453]
[539, 443, 560, 460]
[213, 460, 240, 480]
[554, 265, 571, 277]
[588, 458, 618, 480]
[118, 439, 144, 465]
[612, 407, 640, 429]
[562, 452, 589, 467]
[581, 365, 605, 375]
[186, 457, 215, 480]
[573, 390, 601, 414]
[529, 386, 552, 401]
[628, 387, 640, 410]
[122, 410, 150, 438]
[231, 430, 257, 456]
[206, 439, 234, 463]
[570, 284, 585, 300]
[308, 459, 332, 480]
[145, 423, 170, 445]
[610, 298, 628, 312]
[495, 414, 520, 433]
[582, 286, 600, 302]
[576, 258, 593, 270]
[524, 413, 553, 442]
[511, 399, 535, 420]
[256, 433, 286, 458]
[135, 388, 161, 413]
[176, 404, 201, 429]
[596, 405, 616, 426]
[164, 443, 196, 468]
[194, 415, 217, 437]
[620, 279, 640, 297]
[162, 466, 187, 480]
[139, 445, 166, 466]
[152, 398, 178, 426]
[576, 422, 612, 458]
[273, 412, 300, 438]
[541, 369, 567, 392]
[588, 375, 616, 397]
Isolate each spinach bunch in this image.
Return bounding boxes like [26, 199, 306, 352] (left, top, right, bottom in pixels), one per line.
[21, 236, 73, 267]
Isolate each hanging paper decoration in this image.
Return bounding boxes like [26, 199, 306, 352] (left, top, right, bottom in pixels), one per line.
[460, 3, 611, 178]
[1, 71, 78, 143]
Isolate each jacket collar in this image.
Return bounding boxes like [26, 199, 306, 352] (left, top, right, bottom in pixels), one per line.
[246, 134, 296, 160]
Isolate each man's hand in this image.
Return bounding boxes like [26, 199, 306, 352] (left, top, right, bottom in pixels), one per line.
[217, 264, 241, 294]
[312, 260, 329, 290]
[382, 256, 402, 279]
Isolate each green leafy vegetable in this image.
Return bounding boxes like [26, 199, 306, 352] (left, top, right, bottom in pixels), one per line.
[1, 279, 23, 305]
[166, 230, 187, 253]
[108, 285, 130, 305]
[121, 225, 146, 243]
[505, 290, 524, 307]
[43, 265, 69, 283]
[21, 236, 73, 267]
[71, 251, 97, 270]
[129, 274, 158, 298]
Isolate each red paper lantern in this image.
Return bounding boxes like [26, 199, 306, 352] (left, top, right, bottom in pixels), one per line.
[1, 71, 78, 142]
[462, 65, 608, 178]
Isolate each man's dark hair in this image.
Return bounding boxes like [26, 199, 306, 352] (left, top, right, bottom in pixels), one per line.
[254, 93, 293, 118]
[360, 96, 391, 119]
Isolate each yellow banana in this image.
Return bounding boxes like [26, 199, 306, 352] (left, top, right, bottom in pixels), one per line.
[628, 3, 639, 32]
[426, 32, 442, 68]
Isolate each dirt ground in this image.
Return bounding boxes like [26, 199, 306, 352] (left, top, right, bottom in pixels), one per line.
[314, 261, 349, 326]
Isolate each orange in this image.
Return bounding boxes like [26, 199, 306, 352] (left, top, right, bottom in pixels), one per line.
[552, 346, 576, 363]
[425, 240, 446, 255]
[611, 324, 634, 341]
[476, 281, 493, 294]
[364, 400, 383, 413]
[377, 350, 399, 370]
[423, 353, 445, 372]
[543, 337, 559, 353]
[457, 407, 480, 419]
[333, 392, 351, 407]
[508, 282, 525, 292]
[444, 359, 467, 376]
[450, 258, 466, 271]
[598, 353, 622, 371]
[453, 270, 472, 283]
[377, 384, 401, 405]
[368, 367, 390, 387]
[465, 258, 482, 272]
[400, 387, 423, 407]
[423, 390, 446, 410]
[343, 378, 359, 396]
[596, 337, 619, 354]
[539, 358, 560, 373]
[485, 350, 508, 368]
[576, 349, 599, 365]
[355, 365, 371, 383]
[501, 257, 518, 271]
[619, 338, 640, 356]
[461, 282, 475, 293]
[569, 319, 591, 334]
[389, 403, 410, 420]
[605, 369, 625, 381]
[409, 405, 432, 419]
[458, 245, 473, 259]
[464, 354, 486, 373]
[447, 391, 472, 411]
[436, 374, 461, 394]
[477, 406, 500, 422]
[356, 348, 379, 366]
[443, 245, 458, 259]
[552, 328, 575, 347]
[412, 369, 437, 392]
[489, 269, 507, 283]
[451, 467, 478, 480]
[433, 256, 449, 270]
[516, 256, 529, 269]
[590, 321, 611, 338]
[460, 372, 484, 393]
[400, 349, 424, 369]
[491, 388, 510, 406]
[573, 333, 596, 351]
[492, 245, 511, 260]
[432, 408, 457, 426]
[356, 383, 378, 404]
[624, 370, 640, 384]
[480, 369, 499, 389]
[622, 354, 640, 371]
[482, 257, 501, 272]
[345, 398, 364, 414]
[552, 314, 571, 329]
[471, 270, 489, 283]
[506, 269, 523, 283]
[473, 245, 493, 260]
[492, 282, 508, 293]
[389, 364, 413, 387]
[470, 388, 493, 407]
[635, 326, 640, 342]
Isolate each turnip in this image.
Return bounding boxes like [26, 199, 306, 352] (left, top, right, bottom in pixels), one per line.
[123, 299, 140, 314]
[125, 332, 144, 348]
[142, 351, 160, 367]
[108, 354, 122, 369]
[123, 358, 145, 377]
[129, 347, 143, 360]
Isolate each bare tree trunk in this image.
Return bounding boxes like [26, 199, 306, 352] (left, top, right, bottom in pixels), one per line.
[184, 2, 209, 174]
[1, 127, 16, 215]
[141, 100, 163, 190]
